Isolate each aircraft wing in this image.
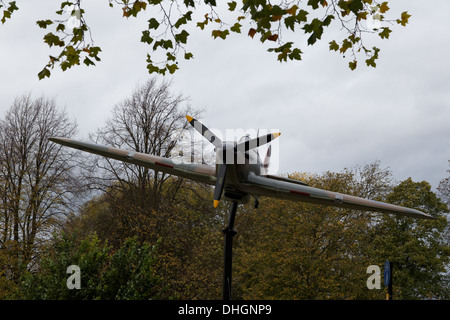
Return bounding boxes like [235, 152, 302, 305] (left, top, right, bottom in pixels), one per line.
[49, 137, 216, 185]
[242, 173, 434, 219]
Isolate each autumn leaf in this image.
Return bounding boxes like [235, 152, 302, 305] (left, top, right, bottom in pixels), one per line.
[396, 11, 411, 26]
[268, 34, 278, 42]
[122, 6, 130, 18]
[271, 15, 282, 22]
[286, 5, 299, 16]
[212, 29, 229, 40]
[379, 2, 390, 13]
[248, 28, 257, 39]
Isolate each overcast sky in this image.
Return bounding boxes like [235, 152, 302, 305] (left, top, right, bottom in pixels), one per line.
[1, 1, 449, 191]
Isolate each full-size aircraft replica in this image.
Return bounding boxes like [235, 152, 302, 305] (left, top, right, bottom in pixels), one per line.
[49, 115, 433, 220]
[49, 115, 433, 300]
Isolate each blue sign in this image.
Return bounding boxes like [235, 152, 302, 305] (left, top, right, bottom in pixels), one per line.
[384, 260, 391, 287]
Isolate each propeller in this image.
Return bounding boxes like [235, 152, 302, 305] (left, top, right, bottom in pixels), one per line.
[186, 115, 280, 208]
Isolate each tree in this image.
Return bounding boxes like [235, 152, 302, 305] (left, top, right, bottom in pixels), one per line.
[232, 166, 450, 300]
[18, 235, 162, 299]
[0, 94, 79, 287]
[1, 1, 412, 79]
[369, 178, 450, 299]
[233, 166, 391, 299]
[86, 78, 200, 210]
[438, 161, 450, 206]
[64, 176, 224, 299]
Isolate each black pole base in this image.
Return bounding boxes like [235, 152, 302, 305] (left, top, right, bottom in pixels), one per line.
[223, 201, 238, 300]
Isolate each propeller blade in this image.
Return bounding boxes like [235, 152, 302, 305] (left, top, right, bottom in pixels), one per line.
[186, 115, 222, 148]
[235, 132, 280, 152]
[256, 129, 260, 158]
[213, 164, 227, 208]
[262, 145, 271, 174]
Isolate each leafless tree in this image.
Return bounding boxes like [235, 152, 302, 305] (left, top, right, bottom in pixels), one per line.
[0, 94, 79, 279]
[87, 78, 202, 210]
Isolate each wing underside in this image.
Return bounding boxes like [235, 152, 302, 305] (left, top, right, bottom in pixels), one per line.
[242, 173, 434, 219]
[49, 137, 216, 185]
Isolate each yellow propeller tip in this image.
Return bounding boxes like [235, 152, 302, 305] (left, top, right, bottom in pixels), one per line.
[214, 200, 220, 208]
[186, 115, 194, 122]
[273, 132, 281, 138]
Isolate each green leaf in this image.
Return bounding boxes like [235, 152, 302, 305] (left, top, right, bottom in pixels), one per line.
[8, 1, 18, 12]
[289, 48, 302, 60]
[166, 52, 176, 61]
[322, 15, 335, 27]
[303, 19, 323, 45]
[197, 21, 206, 30]
[89, 46, 102, 57]
[340, 38, 352, 53]
[152, 39, 173, 50]
[296, 9, 309, 23]
[174, 16, 187, 28]
[211, 29, 229, 40]
[38, 67, 51, 80]
[166, 63, 179, 74]
[284, 16, 296, 31]
[347, 0, 363, 14]
[56, 23, 65, 32]
[378, 27, 391, 39]
[329, 40, 339, 51]
[1, 0, 19, 23]
[43, 32, 64, 47]
[148, 18, 159, 30]
[228, 1, 237, 11]
[36, 19, 53, 29]
[307, 0, 320, 9]
[60, 1, 72, 10]
[147, 62, 164, 74]
[183, 0, 195, 7]
[365, 46, 380, 67]
[60, 61, 71, 71]
[83, 57, 95, 66]
[175, 30, 189, 44]
[174, 12, 192, 28]
[349, 60, 357, 70]
[141, 30, 153, 44]
[230, 22, 241, 33]
[184, 52, 194, 60]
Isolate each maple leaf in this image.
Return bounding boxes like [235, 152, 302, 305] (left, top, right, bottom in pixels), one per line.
[379, 2, 390, 13]
[248, 28, 257, 39]
[397, 11, 411, 26]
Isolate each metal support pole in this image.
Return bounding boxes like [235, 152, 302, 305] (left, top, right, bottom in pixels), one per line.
[223, 201, 238, 300]
[388, 262, 393, 300]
